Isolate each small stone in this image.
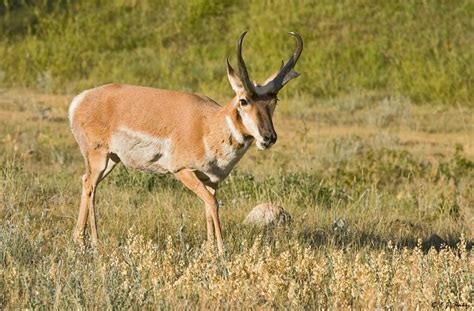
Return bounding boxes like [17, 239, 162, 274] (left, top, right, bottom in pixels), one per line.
[333, 218, 348, 234]
[243, 203, 291, 226]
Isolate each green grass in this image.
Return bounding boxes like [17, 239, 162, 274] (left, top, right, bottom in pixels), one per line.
[0, 0, 473, 105]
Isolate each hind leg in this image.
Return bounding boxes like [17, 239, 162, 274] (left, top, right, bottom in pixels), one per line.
[88, 155, 120, 246]
[74, 152, 119, 247]
[74, 171, 91, 246]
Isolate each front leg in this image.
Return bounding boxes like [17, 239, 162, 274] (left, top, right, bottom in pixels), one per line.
[174, 170, 224, 254]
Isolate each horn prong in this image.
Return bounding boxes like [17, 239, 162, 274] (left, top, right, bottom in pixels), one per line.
[257, 31, 303, 95]
[236, 31, 256, 95]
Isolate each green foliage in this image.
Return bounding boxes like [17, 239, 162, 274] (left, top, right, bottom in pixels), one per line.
[112, 166, 181, 193]
[0, 0, 472, 104]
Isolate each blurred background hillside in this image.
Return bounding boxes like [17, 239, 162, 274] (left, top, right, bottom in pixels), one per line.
[0, 0, 472, 106]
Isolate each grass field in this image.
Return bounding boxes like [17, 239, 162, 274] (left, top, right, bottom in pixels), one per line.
[0, 88, 473, 308]
[1, 0, 473, 308]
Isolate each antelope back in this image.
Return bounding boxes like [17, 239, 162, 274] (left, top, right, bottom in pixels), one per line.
[69, 84, 222, 171]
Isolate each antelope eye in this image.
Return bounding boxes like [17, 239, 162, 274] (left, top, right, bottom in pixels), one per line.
[239, 99, 249, 106]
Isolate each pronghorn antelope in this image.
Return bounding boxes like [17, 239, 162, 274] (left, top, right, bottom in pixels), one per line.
[69, 31, 303, 253]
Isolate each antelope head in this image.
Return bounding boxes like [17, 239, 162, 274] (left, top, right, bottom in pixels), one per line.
[227, 31, 303, 150]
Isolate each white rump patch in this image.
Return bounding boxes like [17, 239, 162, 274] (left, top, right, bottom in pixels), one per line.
[68, 89, 90, 126]
[110, 127, 173, 174]
[225, 115, 244, 144]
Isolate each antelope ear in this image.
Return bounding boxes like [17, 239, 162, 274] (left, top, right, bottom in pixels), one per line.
[226, 59, 245, 95]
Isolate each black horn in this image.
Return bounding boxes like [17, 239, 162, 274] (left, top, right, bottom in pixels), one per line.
[258, 32, 303, 95]
[236, 31, 256, 95]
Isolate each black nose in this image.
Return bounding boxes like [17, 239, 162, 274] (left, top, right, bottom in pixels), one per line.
[263, 132, 277, 144]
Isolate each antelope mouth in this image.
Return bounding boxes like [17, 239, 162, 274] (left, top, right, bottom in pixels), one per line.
[256, 140, 274, 150]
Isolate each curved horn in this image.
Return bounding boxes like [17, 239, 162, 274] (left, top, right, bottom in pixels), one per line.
[237, 31, 256, 95]
[258, 32, 303, 95]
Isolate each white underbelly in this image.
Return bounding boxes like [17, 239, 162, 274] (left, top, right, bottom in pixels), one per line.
[110, 128, 173, 174]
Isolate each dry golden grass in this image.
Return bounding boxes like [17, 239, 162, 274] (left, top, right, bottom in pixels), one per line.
[2, 230, 472, 308]
[0, 89, 473, 308]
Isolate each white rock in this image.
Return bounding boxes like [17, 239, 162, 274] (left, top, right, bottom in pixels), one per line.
[243, 203, 291, 226]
